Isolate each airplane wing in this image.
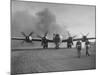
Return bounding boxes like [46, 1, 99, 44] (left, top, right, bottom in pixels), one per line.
[62, 39, 68, 42]
[11, 37, 54, 42]
[73, 38, 82, 41]
[11, 37, 25, 40]
[32, 39, 42, 41]
[62, 37, 96, 42]
[73, 37, 96, 41]
[62, 38, 82, 42]
[32, 38, 54, 42]
[47, 39, 54, 42]
[87, 37, 96, 40]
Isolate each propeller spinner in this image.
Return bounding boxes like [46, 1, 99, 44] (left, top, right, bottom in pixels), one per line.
[21, 32, 34, 44]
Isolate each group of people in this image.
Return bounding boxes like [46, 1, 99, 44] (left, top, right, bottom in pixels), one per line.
[41, 33, 61, 49]
[76, 40, 90, 58]
[41, 34, 91, 58]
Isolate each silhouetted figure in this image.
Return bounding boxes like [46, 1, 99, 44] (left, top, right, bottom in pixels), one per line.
[76, 40, 82, 58]
[53, 33, 56, 40]
[54, 34, 60, 49]
[67, 40, 73, 48]
[85, 40, 90, 56]
[41, 37, 48, 48]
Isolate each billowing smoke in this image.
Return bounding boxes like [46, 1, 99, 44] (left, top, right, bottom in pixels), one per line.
[11, 8, 66, 48]
[11, 11, 38, 37]
[35, 8, 66, 38]
[36, 8, 56, 34]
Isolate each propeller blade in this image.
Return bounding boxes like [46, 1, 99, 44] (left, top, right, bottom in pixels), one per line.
[29, 32, 34, 36]
[21, 32, 26, 37]
[86, 33, 89, 36]
[67, 31, 71, 37]
[73, 35, 77, 38]
[37, 35, 42, 38]
[80, 32, 84, 36]
[44, 31, 48, 37]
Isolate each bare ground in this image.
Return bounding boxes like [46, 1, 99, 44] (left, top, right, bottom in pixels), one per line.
[11, 47, 96, 75]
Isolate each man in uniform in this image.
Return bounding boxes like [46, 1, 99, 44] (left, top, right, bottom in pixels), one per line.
[41, 36, 48, 48]
[54, 34, 60, 49]
[67, 40, 73, 48]
[85, 40, 90, 56]
[76, 40, 82, 58]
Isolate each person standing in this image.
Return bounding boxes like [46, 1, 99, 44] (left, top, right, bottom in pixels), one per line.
[76, 40, 82, 58]
[54, 34, 60, 49]
[85, 40, 90, 56]
[41, 37, 48, 48]
[67, 40, 73, 48]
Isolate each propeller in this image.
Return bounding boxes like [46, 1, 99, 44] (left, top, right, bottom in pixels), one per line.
[44, 31, 48, 37]
[72, 35, 77, 38]
[20, 31, 34, 45]
[80, 32, 89, 36]
[37, 31, 48, 38]
[86, 33, 89, 36]
[28, 31, 34, 36]
[21, 32, 27, 37]
[80, 32, 90, 42]
[67, 31, 76, 38]
[37, 34, 42, 38]
[67, 31, 71, 37]
[80, 32, 84, 36]
[21, 31, 34, 37]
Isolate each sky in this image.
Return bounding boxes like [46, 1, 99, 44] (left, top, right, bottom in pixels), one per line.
[11, 0, 96, 48]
